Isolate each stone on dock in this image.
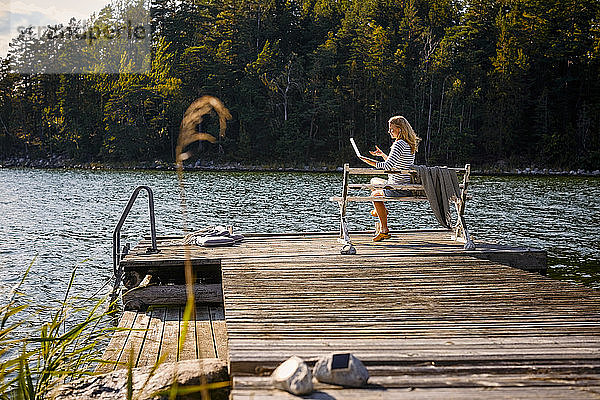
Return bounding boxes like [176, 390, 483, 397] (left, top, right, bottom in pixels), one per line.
[270, 356, 313, 395]
[313, 353, 369, 387]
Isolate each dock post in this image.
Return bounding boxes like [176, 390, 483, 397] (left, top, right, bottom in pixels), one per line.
[338, 164, 354, 253]
[455, 164, 475, 250]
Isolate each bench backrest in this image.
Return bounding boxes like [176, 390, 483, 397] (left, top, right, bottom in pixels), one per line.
[342, 164, 471, 192]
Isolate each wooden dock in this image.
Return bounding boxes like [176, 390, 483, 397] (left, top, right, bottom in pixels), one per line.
[101, 230, 600, 398]
[96, 304, 228, 373]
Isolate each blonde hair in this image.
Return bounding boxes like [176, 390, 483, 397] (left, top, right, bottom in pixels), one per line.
[389, 115, 421, 154]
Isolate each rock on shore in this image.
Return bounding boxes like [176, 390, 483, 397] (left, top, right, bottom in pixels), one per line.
[49, 359, 229, 400]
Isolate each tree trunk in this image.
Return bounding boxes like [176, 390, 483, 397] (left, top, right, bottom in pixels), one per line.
[426, 79, 433, 163]
[436, 77, 447, 161]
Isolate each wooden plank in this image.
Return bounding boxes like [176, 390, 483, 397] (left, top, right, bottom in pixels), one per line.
[231, 387, 600, 400]
[210, 305, 229, 360]
[122, 284, 223, 309]
[232, 377, 600, 399]
[120, 259, 221, 270]
[158, 307, 180, 364]
[123, 252, 542, 266]
[234, 374, 600, 389]
[196, 305, 217, 358]
[178, 305, 197, 361]
[137, 307, 166, 367]
[96, 310, 137, 373]
[227, 347, 600, 366]
[116, 310, 151, 369]
[224, 335, 600, 346]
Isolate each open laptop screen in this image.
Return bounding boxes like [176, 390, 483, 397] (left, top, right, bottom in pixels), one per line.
[350, 138, 361, 157]
[349, 138, 376, 163]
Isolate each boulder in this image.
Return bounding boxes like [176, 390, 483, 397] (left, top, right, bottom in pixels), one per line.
[313, 353, 369, 388]
[49, 359, 229, 400]
[271, 356, 313, 395]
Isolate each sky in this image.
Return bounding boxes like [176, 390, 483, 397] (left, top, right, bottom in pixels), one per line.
[0, 0, 109, 57]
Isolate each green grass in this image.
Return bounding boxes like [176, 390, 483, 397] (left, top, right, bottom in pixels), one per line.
[0, 262, 118, 399]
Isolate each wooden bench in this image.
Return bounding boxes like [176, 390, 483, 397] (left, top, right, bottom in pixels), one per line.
[329, 163, 475, 252]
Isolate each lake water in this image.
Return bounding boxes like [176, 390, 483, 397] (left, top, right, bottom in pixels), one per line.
[1, 168, 599, 319]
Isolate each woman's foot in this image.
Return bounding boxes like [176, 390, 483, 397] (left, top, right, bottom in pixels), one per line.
[372, 231, 391, 242]
[370, 209, 378, 217]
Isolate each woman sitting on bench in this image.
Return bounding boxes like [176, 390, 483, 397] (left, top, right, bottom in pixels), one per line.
[359, 115, 422, 242]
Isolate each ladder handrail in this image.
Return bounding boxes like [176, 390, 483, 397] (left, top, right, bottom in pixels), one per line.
[112, 185, 160, 277]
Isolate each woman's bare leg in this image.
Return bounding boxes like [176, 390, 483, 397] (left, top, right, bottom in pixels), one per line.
[371, 188, 389, 233]
[373, 201, 389, 233]
[369, 178, 387, 217]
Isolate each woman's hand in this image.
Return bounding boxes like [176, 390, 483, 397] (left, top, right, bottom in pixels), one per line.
[369, 146, 385, 157]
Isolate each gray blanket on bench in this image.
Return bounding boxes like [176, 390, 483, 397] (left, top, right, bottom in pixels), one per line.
[412, 165, 460, 229]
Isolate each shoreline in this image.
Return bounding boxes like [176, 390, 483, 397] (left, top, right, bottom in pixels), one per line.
[1, 157, 599, 177]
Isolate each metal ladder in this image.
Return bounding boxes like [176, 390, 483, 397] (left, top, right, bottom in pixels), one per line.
[111, 186, 160, 303]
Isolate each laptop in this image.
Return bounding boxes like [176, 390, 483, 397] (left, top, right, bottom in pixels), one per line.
[350, 138, 377, 163]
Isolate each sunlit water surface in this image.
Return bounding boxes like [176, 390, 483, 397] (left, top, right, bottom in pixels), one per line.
[0, 169, 599, 336]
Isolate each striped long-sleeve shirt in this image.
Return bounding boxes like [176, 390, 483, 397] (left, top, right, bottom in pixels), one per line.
[375, 139, 414, 185]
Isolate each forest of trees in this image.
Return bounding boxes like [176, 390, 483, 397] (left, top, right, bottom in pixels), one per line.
[1, 0, 599, 169]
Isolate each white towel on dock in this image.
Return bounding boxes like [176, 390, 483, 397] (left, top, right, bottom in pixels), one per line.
[194, 235, 235, 247]
[184, 225, 244, 247]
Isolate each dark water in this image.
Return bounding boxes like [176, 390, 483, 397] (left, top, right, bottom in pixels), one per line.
[1, 168, 599, 317]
